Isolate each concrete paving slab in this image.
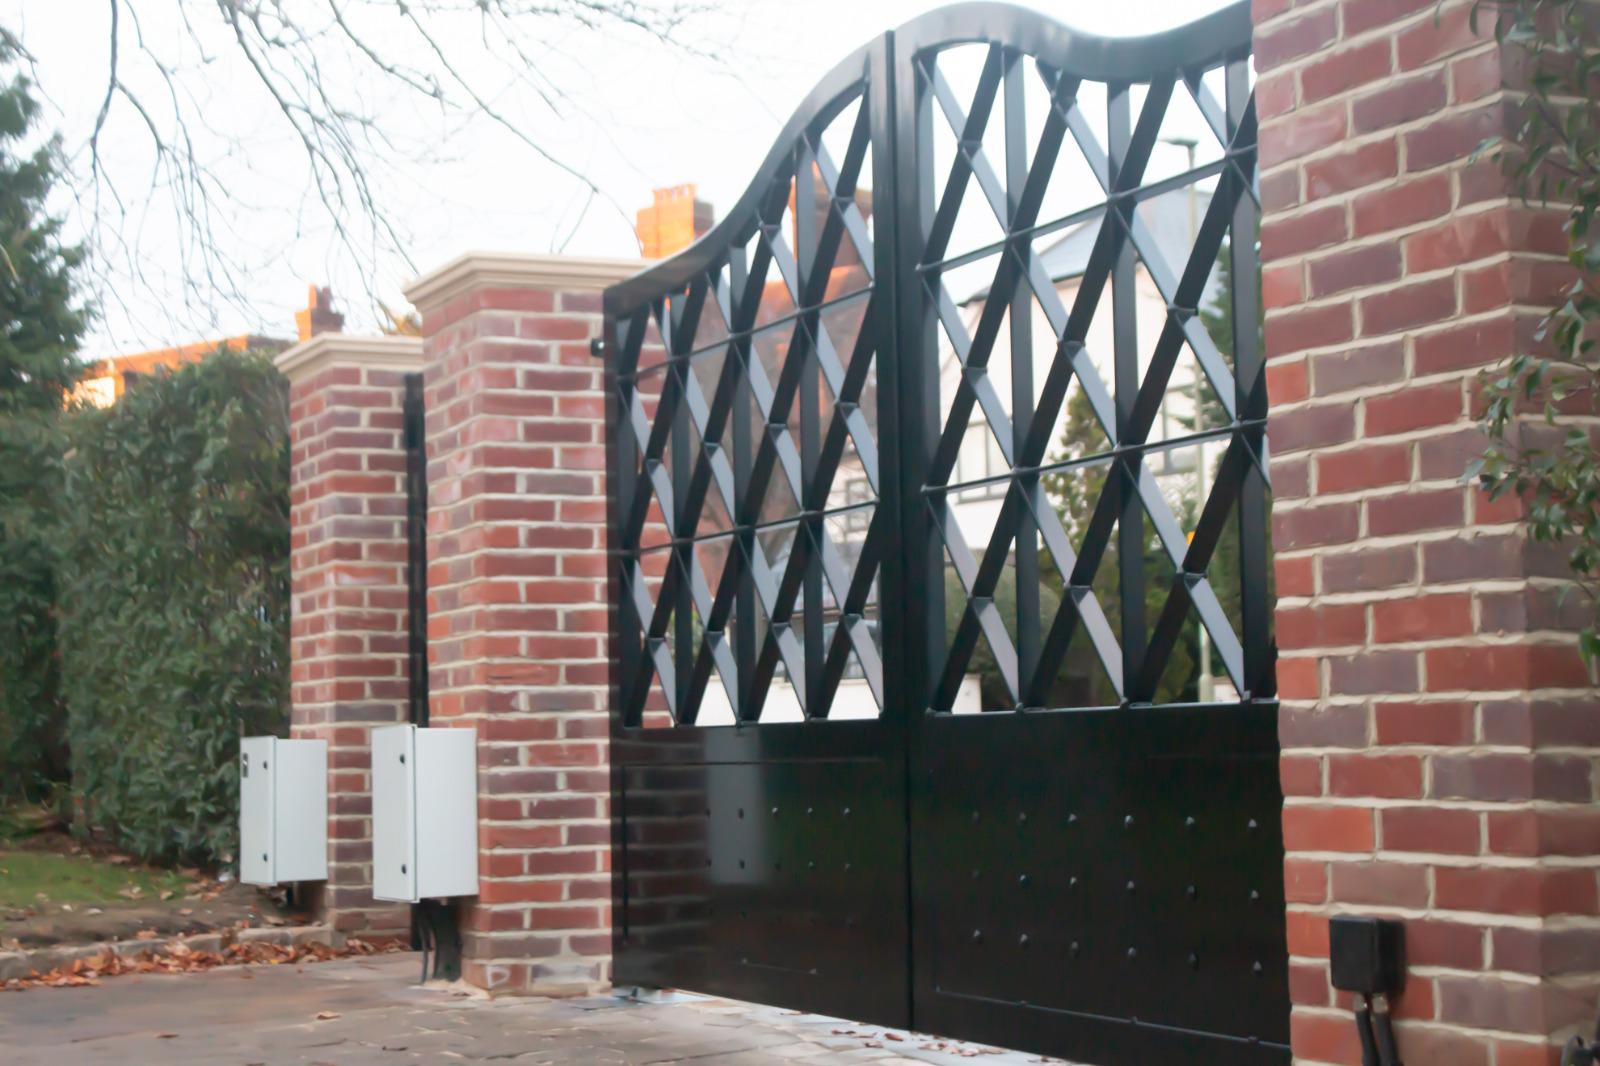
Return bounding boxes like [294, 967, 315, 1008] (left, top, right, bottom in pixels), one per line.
[0, 952, 1069, 1065]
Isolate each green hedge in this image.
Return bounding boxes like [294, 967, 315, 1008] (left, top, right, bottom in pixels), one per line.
[55, 350, 290, 863]
[0, 409, 68, 800]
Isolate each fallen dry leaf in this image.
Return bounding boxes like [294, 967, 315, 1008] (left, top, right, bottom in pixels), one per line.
[159, 891, 174, 901]
[1, 937, 397, 992]
[314, 1011, 340, 1021]
[177, 908, 194, 917]
[134, 930, 159, 941]
[155, 1033, 177, 1040]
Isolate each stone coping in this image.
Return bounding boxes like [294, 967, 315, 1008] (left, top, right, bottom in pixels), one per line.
[273, 334, 424, 382]
[403, 252, 650, 311]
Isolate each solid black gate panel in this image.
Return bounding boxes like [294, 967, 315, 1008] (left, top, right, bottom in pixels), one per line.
[613, 723, 908, 1027]
[605, 3, 1289, 1062]
[910, 706, 1290, 1063]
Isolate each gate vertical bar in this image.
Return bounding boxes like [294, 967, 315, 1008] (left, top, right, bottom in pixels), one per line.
[797, 142, 826, 717]
[864, 22, 915, 1023]
[1003, 49, 1038, 702]
[1107, 82, 1145, 697]
[1227, 56, 1272, 700]
[890, 40, 939, 729]
[889, 16, 934, 1030]
[670, 332, 694, 715]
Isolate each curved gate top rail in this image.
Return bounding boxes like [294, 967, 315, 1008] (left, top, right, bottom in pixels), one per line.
[606, 0, 1253, 315]
[603, 4, 1286, 1063]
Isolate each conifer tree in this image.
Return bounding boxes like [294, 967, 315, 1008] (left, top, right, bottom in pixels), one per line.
[0, 27, 89, 798]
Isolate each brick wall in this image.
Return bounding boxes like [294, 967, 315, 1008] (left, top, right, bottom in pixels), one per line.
[403, 252, 644, 995]
[1255, 1, 1600, 1062]
[276, 334, 423, 940]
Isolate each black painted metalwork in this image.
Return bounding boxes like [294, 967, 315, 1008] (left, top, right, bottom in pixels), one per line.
[403, 372, 440, 970]
[604, 3, 1286, 1062]
[404, 372, 430, 729]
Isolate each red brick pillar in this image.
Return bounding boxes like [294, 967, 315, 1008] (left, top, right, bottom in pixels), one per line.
[404, 252, 643, 995]
[276, 334, 422, 940]
[1255, 2, 1599, 1062]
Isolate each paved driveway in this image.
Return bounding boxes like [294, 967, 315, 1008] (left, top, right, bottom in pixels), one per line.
[0, 952, 1063, 1065]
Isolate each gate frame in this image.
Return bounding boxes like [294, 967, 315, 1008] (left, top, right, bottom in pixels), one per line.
[602, 2, 1285, 1062]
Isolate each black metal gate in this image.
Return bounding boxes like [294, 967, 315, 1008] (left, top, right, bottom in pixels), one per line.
[603, 4, 1288, 1061]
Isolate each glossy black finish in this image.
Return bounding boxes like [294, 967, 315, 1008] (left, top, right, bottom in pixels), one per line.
[912, 705, 1289, 1063]
[603, 3, 1286, 1062]
[404, 373, 430, 727]
[404, 372, 431, 957]
[612, 721, 909, 1026]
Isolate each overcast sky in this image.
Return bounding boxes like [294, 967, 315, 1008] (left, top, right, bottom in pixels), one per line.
[3, 0, 1232, 357]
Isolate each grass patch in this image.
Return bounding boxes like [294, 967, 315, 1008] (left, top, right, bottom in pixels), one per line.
[0, 849, 191, 909]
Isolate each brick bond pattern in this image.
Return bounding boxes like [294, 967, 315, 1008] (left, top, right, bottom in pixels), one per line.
[1254, 1, 1599, 1063]
[407, 258, 641, 996]
[279, 337, 424, 940]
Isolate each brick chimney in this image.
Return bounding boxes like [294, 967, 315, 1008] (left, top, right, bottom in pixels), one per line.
[294, 285, 345, 341]
[636, 185, 713, 259]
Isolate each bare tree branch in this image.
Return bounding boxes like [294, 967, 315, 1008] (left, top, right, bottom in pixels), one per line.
[13, 0, 716, 346]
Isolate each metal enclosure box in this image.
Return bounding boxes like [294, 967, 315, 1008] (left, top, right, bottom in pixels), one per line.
[371, 724, 479, 902]
[239, 736, 328, 885]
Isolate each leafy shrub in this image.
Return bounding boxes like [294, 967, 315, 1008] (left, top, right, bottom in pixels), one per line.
[56, 350, 289, 864]
[0, 412, 70, 800]
[1472, 0, 1600, 658]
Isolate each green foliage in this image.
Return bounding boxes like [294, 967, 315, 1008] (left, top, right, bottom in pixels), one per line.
[0, 29, 89, 799]
[1470, 0, 1600, 660]
[55, 350, 290, 864]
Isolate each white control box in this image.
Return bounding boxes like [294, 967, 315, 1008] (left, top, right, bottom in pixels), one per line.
[239, 736, 328, 885]
[371, 724, 479, 902]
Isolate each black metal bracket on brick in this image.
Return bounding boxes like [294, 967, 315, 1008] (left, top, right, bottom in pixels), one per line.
[1565, 1012, 1600, 1066]
[416, 897, 463, 983]
[1329, 915, 1406, 1066]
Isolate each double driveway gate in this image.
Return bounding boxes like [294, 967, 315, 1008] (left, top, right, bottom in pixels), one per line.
[602, 4, 1288, 1062]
